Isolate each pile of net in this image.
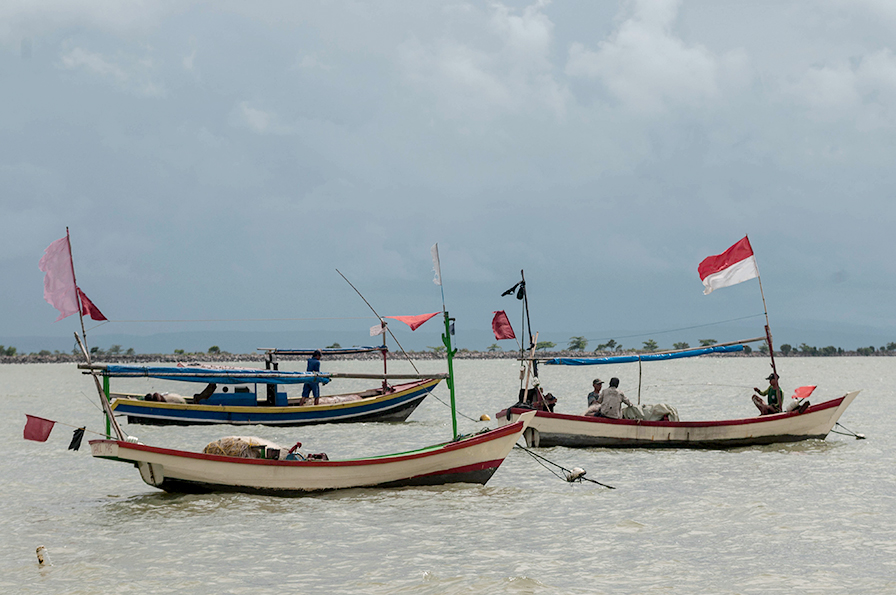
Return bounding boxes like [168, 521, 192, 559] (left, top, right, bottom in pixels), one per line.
[203, 436, 288, 459]
[622, 403, 680, 421]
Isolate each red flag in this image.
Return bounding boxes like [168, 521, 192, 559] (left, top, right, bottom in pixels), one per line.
[385, 312, 440, 331]
[24, 415, 56, 442]
[78, 288, 107, 321]
[491, 311, 516, 340]
[698, 236, 759, 295]
[792, 386, 816, 401]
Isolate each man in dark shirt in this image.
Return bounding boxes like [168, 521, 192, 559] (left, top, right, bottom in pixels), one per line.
[299, 349, 322, 406]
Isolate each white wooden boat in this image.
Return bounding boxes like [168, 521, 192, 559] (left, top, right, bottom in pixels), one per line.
[497, 391, 859, 449]
[89, 411, 534, 495]
[86, 307, 536, 494]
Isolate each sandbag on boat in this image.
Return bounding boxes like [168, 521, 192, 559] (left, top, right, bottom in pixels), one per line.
[622, 403, 680, 421]
[203, 436, 288, 459]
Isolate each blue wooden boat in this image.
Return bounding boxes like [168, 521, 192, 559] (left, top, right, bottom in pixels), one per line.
[85, 347, 446, 427]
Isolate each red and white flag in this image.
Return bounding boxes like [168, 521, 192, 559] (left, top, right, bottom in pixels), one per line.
[23, 414, 56, 442]
[491, 311, 516, 341]
[698, 236, 759, 295]
[385, 312, 440, 331]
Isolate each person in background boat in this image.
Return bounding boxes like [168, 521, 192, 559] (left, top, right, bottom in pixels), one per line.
[299, 349, 322, 406]
[587, 379, 604, 407]
[193, 383, 217, 402]
[752, 373, 783, 415]
[144, 392, 187, 404]
[584, 377, 631, 418]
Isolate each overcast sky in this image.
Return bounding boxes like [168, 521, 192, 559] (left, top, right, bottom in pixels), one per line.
[3, 0, 896, 352]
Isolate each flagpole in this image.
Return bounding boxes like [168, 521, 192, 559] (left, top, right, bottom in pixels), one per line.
[749, 234, 778, 379]
[66, 229, 123, 439]
[65, 228, 90, 357]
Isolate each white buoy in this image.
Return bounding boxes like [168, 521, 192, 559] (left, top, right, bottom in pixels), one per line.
[566, 467, 587, 482]
[36, 545, 51, 567]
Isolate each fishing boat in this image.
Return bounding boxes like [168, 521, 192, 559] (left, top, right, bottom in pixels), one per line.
[491, 238, 862, 449]
[498, 392, 858, 449]
[89, 411, 533, 495]
[495, 344, 860, 448]
[81, 243, 535, 495]
[93, 346, 445, 427]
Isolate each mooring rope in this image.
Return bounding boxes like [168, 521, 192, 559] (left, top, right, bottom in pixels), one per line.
[514, 443, 615, 489]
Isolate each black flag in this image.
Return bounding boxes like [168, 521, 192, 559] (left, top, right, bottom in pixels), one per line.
[501, 281, 526, 300]
[68, 427, 85, 451]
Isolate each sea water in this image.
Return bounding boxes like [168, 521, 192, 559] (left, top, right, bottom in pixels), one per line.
[1, 357, 892, 594]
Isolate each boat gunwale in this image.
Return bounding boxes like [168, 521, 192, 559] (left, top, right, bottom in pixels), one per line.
[110, 378, 441, 414]
[499, 394, 849, 429]
[88, 418, 526, 468]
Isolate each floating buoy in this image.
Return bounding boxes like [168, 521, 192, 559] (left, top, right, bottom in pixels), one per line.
[566, 467, 587, 482]
[479, 414, 491, 421]
[36, 545, 51, 567]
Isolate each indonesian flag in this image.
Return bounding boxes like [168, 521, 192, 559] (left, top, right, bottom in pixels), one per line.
[39, 234, 107, 321]
[698, 236, 759, 295]
[385, 312, 440, 331]
[491, 311, 516, 340]
[23, 415, 56, 442]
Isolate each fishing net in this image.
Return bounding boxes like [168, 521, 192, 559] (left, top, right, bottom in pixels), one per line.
[203, 436, 286, 459]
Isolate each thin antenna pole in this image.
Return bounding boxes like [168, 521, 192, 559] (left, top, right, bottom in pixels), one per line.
[432, 244, 458, 439]
[335, 269, 419, 375]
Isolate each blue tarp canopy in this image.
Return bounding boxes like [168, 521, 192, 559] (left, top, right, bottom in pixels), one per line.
[545, 343, 745, 366]
[93, 365, 332, 385]
[267, 346, 386, 356]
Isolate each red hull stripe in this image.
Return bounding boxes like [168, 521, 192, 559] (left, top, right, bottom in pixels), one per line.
[89, 420, 523, 467]
[504, 395, 845, 429]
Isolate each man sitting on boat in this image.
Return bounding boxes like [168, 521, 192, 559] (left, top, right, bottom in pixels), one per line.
[584, 377, 632, 419]
[752, 373, 783, 415]
[299, 350, 322, 406]
[587, 378, 603, 408]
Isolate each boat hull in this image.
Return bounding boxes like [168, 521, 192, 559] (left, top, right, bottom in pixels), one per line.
[497, 391, 859, 449]
[89, 412, 535, 496]
[111, 379, 440, 427]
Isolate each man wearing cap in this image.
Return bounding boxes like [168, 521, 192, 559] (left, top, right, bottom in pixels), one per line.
[584, 377, 632, 418]
[299, 349, 323, 406]
[752, 373, 783, 415]
[587, 379, 604, 408]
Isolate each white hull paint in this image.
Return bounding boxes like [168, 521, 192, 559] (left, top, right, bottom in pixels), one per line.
[498, 392, 859, 449]
[90, 411, 534, 495]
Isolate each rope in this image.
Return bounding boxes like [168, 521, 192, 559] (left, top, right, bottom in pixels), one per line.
[514, 443, 615, 489]
[831, 422, 865, 439]
[587, 313, 765, 344]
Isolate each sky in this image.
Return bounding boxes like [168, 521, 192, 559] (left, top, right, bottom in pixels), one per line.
[2, 0, 896, 353]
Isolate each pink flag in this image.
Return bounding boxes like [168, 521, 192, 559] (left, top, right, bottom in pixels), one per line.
[491, 311, 516, 340]
[78, 288, 107, 321]
[792, 386, 816, 401]
[24, 415, 56, 442]
[698, 236, 759, 295]
[385, 312, 440, 331]
[39, 236, 79, 321]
